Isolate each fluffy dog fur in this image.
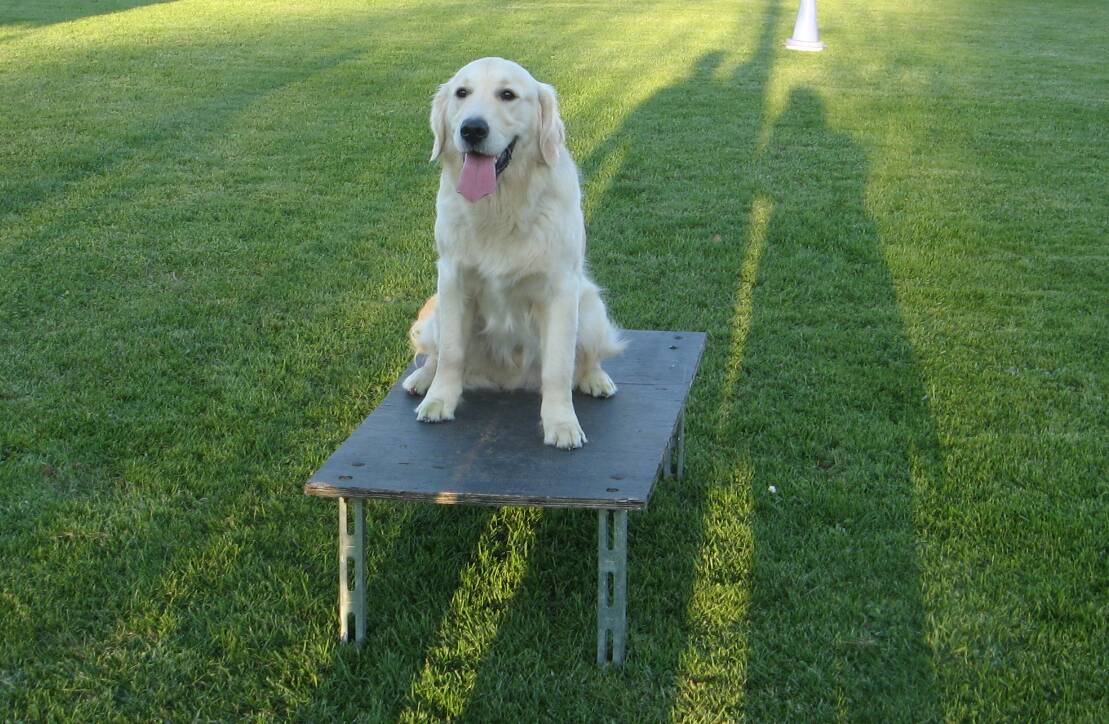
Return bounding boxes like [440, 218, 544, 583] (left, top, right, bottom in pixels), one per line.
[403, 57, 624, 449]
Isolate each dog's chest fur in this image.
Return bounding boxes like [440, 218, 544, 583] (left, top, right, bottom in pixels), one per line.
[435, 162, 584, 292]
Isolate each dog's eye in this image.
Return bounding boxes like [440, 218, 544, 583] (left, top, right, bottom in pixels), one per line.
[498, 89, 516, 101]
[455, 87, 470, 99]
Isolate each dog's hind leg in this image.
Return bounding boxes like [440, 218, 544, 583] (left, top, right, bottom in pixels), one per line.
[575, 280, 624, 398]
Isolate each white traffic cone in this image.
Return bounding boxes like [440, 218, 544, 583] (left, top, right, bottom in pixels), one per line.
[785, 0, 827, 52]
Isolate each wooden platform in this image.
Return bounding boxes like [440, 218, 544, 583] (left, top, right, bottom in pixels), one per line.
[305, 330, 706, 510]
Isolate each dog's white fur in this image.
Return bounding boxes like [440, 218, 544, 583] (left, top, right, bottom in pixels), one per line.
[403, 57, 623, 449]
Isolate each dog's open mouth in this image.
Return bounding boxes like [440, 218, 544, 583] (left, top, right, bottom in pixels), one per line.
[457, 138, 517, 202]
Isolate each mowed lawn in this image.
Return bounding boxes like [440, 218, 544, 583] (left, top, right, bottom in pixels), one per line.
[1, 0, 1105, 720]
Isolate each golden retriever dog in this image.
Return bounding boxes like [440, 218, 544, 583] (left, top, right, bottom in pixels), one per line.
[403, 57, 624, 449]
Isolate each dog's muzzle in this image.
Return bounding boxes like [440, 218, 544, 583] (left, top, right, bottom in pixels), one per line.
[456, 137, 519, 202]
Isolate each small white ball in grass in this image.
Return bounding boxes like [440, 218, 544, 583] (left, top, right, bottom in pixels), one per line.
[768, 485, 778, 494]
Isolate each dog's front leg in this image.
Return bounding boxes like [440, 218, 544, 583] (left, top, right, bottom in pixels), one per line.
[539, 281, 585, 449]
[416, 262, 465, 422]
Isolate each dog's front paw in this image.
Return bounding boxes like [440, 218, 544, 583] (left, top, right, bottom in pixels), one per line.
[416, 394, 457, 422]
[403, 366, 433, 396]
[543, 415, 587, 449]
[577, 368, 617, 398]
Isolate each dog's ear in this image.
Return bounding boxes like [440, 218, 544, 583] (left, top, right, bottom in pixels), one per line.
[429, 83, 450, 162]
[537, 82, 565, 166]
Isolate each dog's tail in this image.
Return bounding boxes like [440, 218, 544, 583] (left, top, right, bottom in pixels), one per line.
[579, 280, 628, 363]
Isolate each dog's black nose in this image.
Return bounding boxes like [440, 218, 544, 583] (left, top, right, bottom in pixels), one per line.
[460, 117, 489, 146]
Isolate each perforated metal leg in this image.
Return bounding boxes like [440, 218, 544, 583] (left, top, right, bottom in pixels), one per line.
[338, 497, 366, 644]
[597, 509, 628, 666]
[676, 410, 685, 480]
[664, 411, 685, 481]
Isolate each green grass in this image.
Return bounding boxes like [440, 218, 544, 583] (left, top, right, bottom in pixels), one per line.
[1, 0, 1105, 720]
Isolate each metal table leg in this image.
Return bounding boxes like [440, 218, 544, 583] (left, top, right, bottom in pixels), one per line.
[338, 497, 366, 644]
[676, 410, 685, 480]
[664, 410, 686, 481]
[597, 509, 628, 666]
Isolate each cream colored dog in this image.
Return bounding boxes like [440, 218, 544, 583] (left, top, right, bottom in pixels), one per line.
[403, 57, 624, 449]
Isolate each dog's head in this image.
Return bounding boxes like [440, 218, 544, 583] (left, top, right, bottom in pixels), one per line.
[429, 57, 565, 201]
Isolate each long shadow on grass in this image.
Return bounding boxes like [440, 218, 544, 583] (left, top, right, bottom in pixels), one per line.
[0, 25, 371, 224]
[0, 0, 177, 29]
[458, 16, 943, 724]
[305, 503, 497, 721]
[457, 5, 784, 720]
[737, 88, 942, 720]
[0, 24, 454, 716]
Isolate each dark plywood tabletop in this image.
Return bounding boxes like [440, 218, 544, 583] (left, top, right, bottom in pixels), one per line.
[305, 330, 706, 509]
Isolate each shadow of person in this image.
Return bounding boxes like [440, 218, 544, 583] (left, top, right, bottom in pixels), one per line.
[737, 87, 942, 719]
[580, 47, 775, 333]
[456, 4, 785, 720]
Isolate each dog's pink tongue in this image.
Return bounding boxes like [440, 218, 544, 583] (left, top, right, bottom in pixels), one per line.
[457, 153, 497, 202]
